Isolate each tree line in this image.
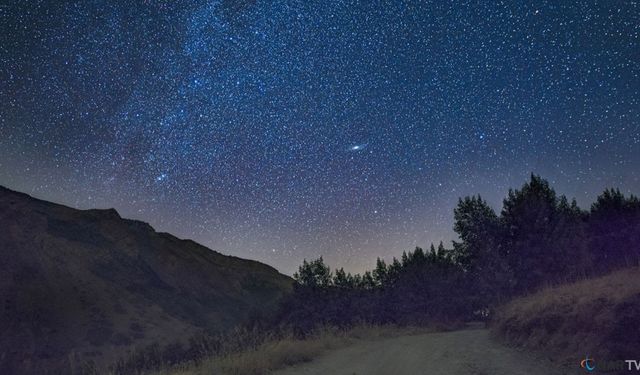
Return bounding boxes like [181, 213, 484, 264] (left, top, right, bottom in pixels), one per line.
[275, 174, 640, 331]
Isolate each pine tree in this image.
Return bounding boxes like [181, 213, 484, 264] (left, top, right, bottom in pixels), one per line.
[361, 271, 375, 289]
[333, 267, 349, 288]
[387, 257, 402, 283]
[372, 258, 388, 287]
[401, 251, 409, 267]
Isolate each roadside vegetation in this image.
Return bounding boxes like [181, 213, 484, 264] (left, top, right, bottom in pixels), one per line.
[492, 266, 640, 364]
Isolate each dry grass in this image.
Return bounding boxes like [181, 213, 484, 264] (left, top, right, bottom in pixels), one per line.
[492, 267, 640, 362]
[151, 324, 434, 375]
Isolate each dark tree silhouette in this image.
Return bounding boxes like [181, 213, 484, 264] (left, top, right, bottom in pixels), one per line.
[590, 188, 640, 270]
[277, 175, 640, 333]
[293, 257, 332, 288]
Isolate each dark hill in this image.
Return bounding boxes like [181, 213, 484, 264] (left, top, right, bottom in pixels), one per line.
[0, 186, 293, 374]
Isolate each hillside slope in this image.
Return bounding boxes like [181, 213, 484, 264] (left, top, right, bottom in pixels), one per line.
[492, 267, 640, 365]
[0, 186, 293, 374]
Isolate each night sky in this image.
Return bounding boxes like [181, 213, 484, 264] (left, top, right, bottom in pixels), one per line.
[1, 1, 638, 274]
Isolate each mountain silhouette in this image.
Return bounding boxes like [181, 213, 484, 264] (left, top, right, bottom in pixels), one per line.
[0, 186, 293, 374]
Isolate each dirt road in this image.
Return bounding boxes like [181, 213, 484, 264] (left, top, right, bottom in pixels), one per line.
[274, 325, 573, 375]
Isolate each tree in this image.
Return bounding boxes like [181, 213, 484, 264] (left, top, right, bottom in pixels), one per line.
[387, 257, 402, 283]
[553, 195, 590, 279]
[451, 194, 507, 302]
[293, 257, 332, 288]
[372, 258, 388, 287]
[589, 189, 640, 270]
[361, 271, 375, 289]
[333, 268, 350, 288]
[499, 174, 586, 292]
[452, 195, 500, 270]
[404, 247, 426, 267]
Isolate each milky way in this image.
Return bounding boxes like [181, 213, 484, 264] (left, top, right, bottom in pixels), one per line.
[1, 1, 638, 273]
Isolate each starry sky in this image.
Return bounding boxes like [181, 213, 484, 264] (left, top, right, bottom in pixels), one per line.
[1, 1, 638, 274]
